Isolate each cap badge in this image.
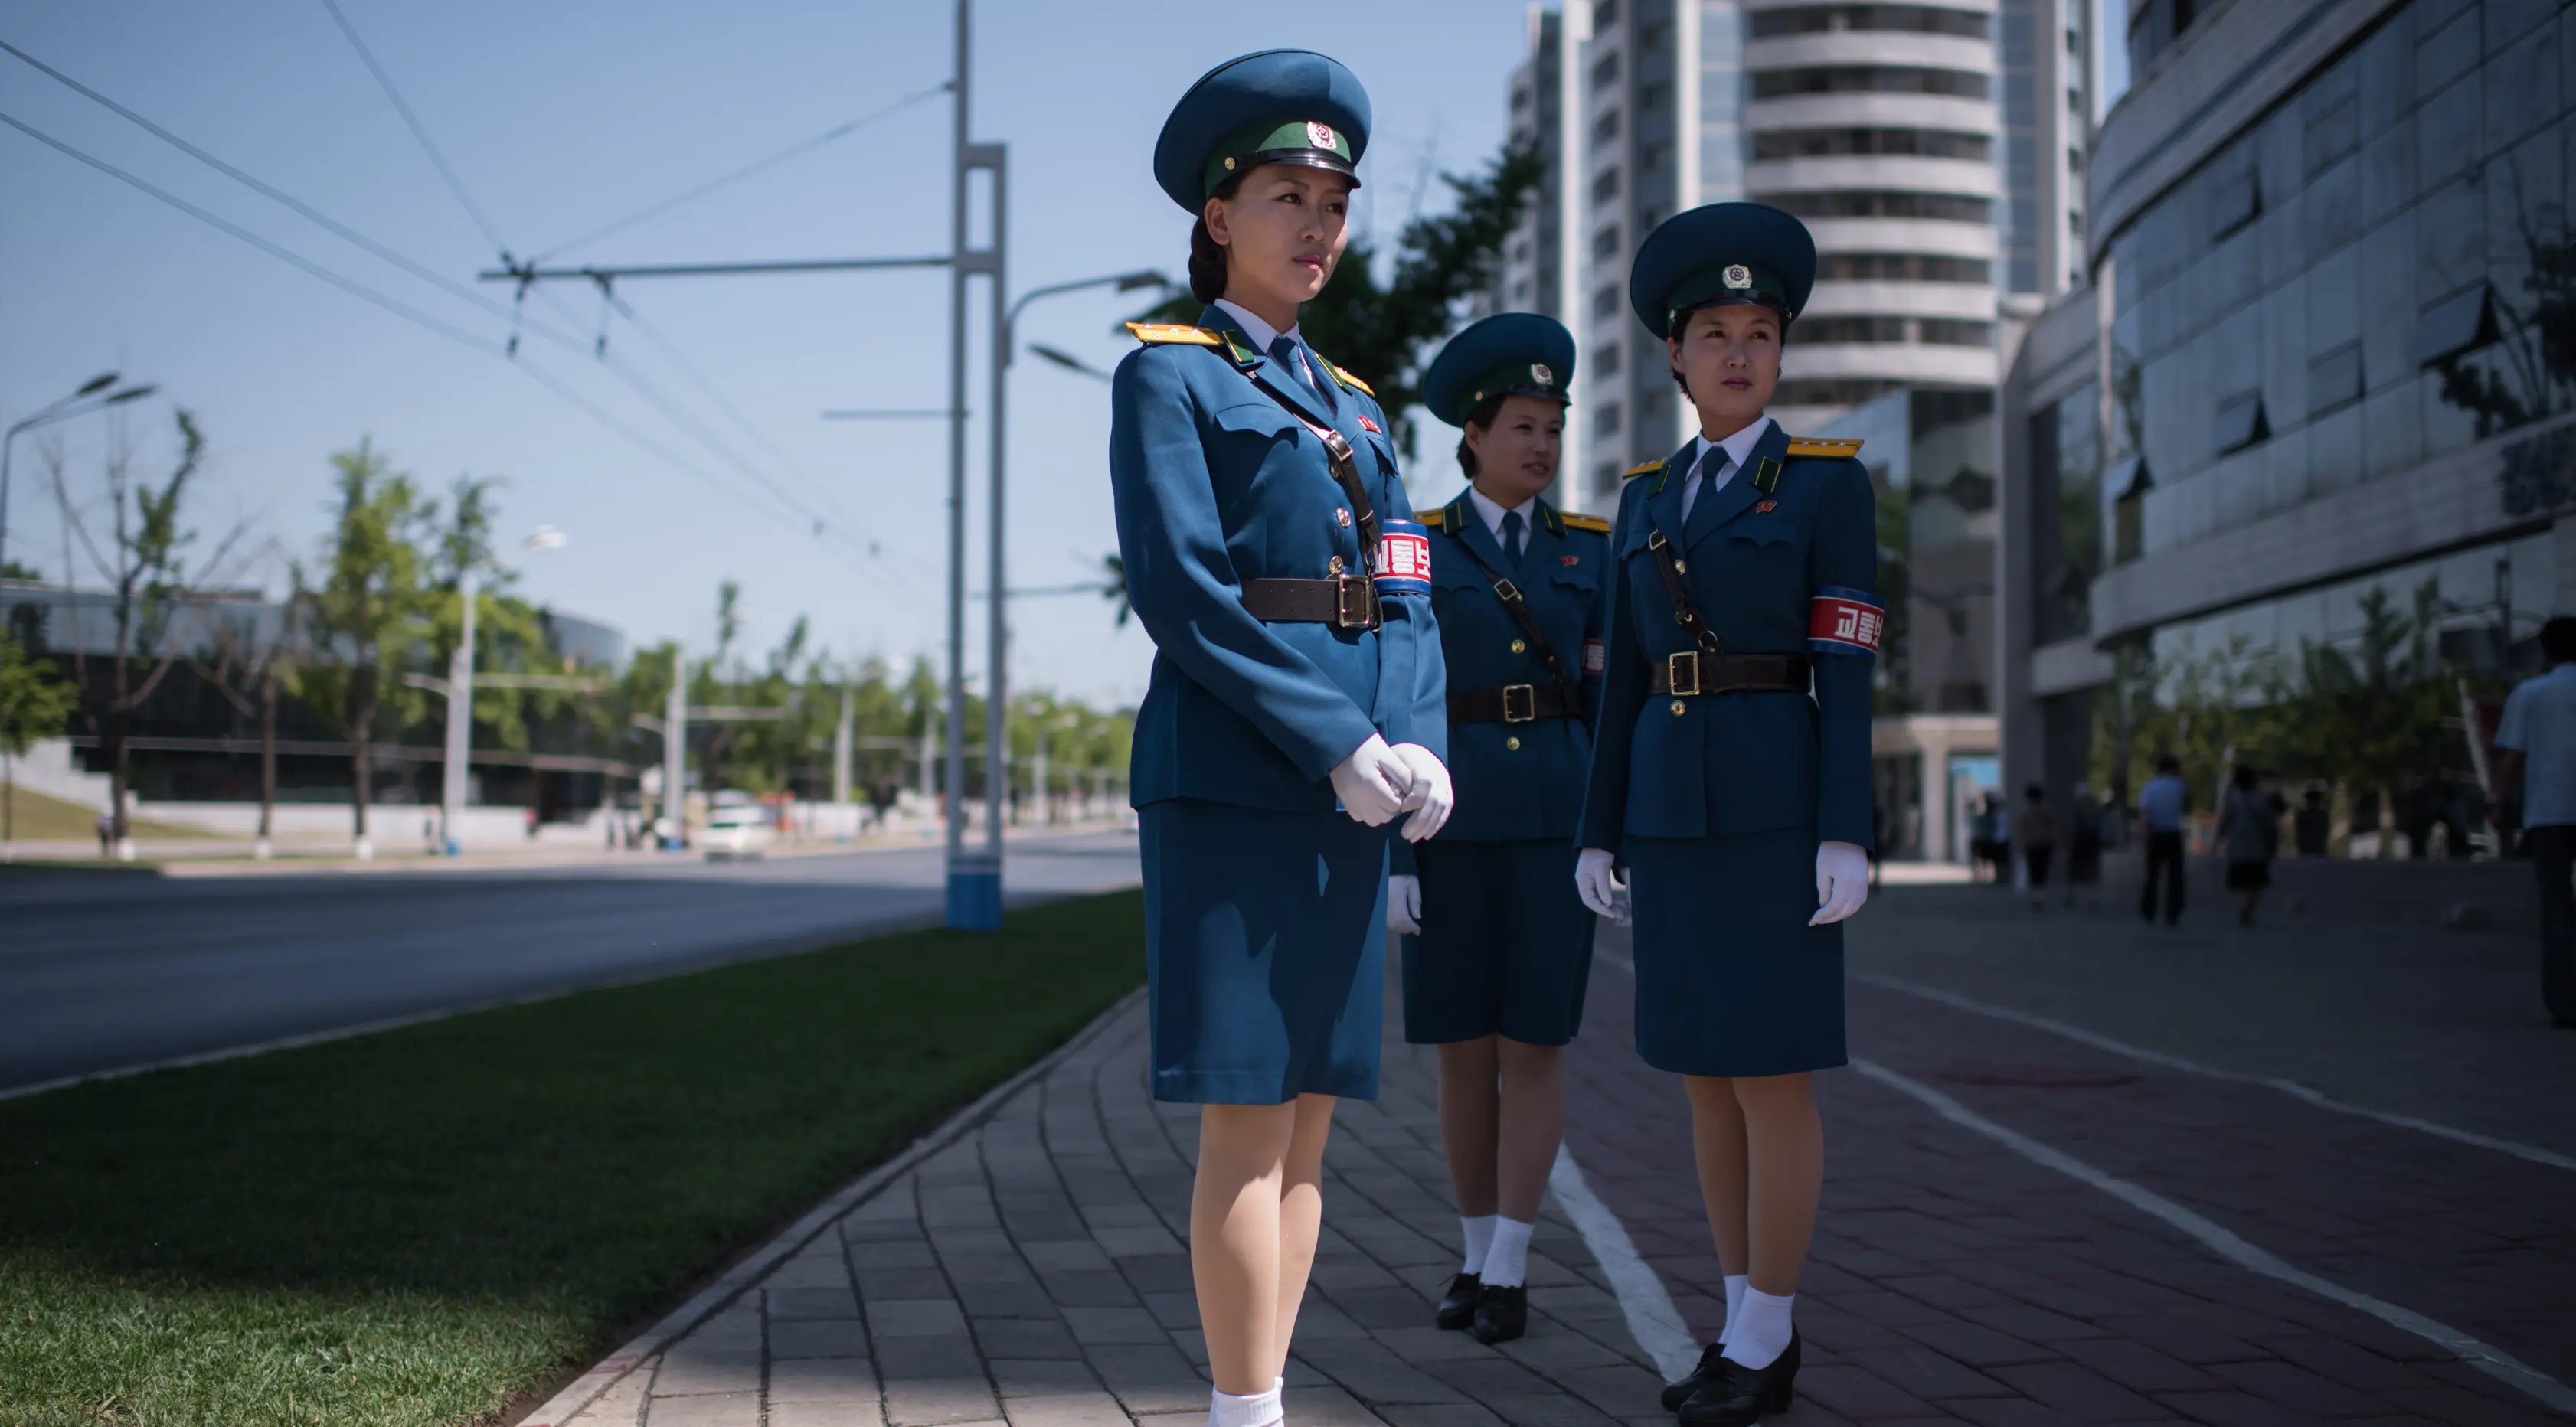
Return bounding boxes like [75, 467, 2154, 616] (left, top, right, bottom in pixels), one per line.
[1307, 121, 1338, 150]
[1723, 264, 1753, 290]
[1530, 362, 1553, 386]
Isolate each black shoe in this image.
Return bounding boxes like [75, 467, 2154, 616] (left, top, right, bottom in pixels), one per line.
[1470, 1282, 1528, 1344]
[1676, 1332, 1800, 1427]
[1659, 1341, 1727, 1411]
[1435, 1272, 1481, 1330]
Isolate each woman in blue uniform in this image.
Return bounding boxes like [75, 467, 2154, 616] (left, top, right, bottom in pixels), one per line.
[1387, 313, 1606, 1345]
[1109, 51, 1453, 1427]
[1572, 203, 1881, 1426]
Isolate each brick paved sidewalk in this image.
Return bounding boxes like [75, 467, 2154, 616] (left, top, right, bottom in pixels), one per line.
[541, 989, 1669, 1427]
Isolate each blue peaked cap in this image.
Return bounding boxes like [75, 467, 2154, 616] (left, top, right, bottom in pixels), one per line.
[1153, 50, 1371, 212]
[1628, 202, 1818, 339]
[1420, 313, 1577, 428]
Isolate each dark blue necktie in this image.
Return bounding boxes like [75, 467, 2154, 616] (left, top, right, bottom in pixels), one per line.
[1502, 508, 1525, 566]
[1271, 335, 1333, 410]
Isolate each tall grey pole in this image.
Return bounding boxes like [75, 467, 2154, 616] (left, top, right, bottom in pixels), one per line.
[440, 566, 479, 854]
[664, 643, 688, 851]
[833, 684, 854, 808]
[985, 147, 1009, 864]
[943, 0, 976, 925]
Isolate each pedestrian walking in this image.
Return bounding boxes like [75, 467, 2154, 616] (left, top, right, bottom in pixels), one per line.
[1968, 795, 1999, 882]
[2065, 785, 2103, 907]
[2215, 765, 2277, 926]
[1390, 312, 1606, 1345]
[1111, 52, 1455, 1427]
[94, 809, 112, 858]
[2018, 784, 2056, 911]
[2495, 615, 2576, 1028]
[2139, 755, 2189, 926]
[1574, 201, 1881, 1425]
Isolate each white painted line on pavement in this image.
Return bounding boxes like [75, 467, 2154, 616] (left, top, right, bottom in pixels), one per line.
[1855, 971, 2576, 1174]
[1548, 1145, 1701, 1383]
[1852, 1057, 2576, 1416]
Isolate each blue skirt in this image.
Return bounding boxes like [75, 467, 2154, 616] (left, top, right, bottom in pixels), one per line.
[1402, 838, 1593, 1046]
[1139, 798, 1388, 1104]
[1626, 828, 1845, 1076]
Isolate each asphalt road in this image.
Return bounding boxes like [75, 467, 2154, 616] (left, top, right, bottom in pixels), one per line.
[0, 831, 1143, 1096]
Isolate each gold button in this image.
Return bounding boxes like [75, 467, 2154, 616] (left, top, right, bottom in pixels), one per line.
[1505, 736, 1522, 751]
[1671, 700, 1687, 716]
[1329, 556, 1345, 573]
[1510, 639, 1526, 653]
[1674, 559, 1688, 573]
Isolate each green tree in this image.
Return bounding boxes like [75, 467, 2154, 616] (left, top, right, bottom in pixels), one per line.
[1, 632, 82, 842]
[295, 441, 437, 849]
[2275, 583, 2453, 856]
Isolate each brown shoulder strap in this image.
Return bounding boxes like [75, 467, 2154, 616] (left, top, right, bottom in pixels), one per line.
[1643, 518, 1725, 658]
[1241, 368, 1381, 573]
[1444, 531, 1581, 704]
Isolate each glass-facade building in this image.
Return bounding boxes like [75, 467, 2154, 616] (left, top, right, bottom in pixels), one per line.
[1999, 0, 2576, 823]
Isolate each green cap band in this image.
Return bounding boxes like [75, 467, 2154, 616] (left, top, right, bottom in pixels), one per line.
[1202, 118, 1358, 198]
[1666, 261, 1793, 325]
[1459, 360, 1568, 423]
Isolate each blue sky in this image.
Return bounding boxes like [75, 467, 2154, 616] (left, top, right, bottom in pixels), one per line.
[3, 2, 1536, 706]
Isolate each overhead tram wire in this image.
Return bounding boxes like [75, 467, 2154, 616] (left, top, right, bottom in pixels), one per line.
[0, 109, 924, 613]
[525, 81, 954, 264]
[315, 0, 512, 260]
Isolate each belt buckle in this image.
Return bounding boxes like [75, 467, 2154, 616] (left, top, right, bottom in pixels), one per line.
[1667, 651, 1702, 697]
[1333, 574, 1377, 629]
[1501, 683, 1537, 723]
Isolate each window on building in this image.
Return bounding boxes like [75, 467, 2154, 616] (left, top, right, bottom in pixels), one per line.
[1639, 81, 1667, 112]
[1592, 51, 1620, 90]
[1748, 5, 1991, 39]
[1776, 378, 1908, 408]
[1593, 282, 1623, 318]
[1641, 387, 1669, 422]
[1751, 67, 1989, 100]
[1918, 319, 1996, 347]
[1798, 317, 1993, 346]
[1593, 109, 1620, 148]
[1766, 190, 1992, 223]
[2307, 343, 2363, 416]
[1512, 83, 1531, 113]
[2068, 143, 2085, 172]
[1592, 166, 1622, 206]
[2301, 66, 2359, 175]
[1818, 252, 1992, 283]
[2414, 284, 2499, 367]
[1593, 0, 1618, 26]
[2208, 171, 2257, 240]
[1597, 401, 1624, 435]
[1640, 20, 1667, 51]
[2213, 390, 2268, 455]
[1640, 141, 1666, 173]
[1593, 224, 1622, 260]
[1751, 128, 1992, 161]
[2110, 456, 2149, 564]
[1595, 341, 1623, 376]
[1638, 204, 1666, 233]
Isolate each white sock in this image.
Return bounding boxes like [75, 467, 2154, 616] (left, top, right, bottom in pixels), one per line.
[1208, 1383, 1283, 1427]
[1482, 1216, 1535, 1288]
[1459, 1214, 1496, 1275]
[1718, 1274, 1749, 1346]
[1727, 1288, 1795, 1370]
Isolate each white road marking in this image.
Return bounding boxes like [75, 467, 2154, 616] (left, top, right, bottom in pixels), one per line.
[1548, 1145, 1701, 1382]
[1852, 1056, 2576, 1414]
[1855, 971, 2576, 1174]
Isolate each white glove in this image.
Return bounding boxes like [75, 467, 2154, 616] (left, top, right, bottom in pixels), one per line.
[1387, 874, 1421, 934]
[1810, 841, 1870, 926]
[1389, 743, 1454, 842]
[1575, 847, 1629, 924]
[1328, 734, 1414, 826]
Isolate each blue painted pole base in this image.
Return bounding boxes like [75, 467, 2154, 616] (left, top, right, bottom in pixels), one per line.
[946, 856, 1003, 932]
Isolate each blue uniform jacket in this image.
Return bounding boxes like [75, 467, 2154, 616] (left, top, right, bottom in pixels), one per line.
[1110, 306, 1446, 812]
[1391, 495, 1606, 874]
[1576, 423, 1878, 854]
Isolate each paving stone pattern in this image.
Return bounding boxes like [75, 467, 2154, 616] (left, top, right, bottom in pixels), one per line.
[561, 992, 1671, 1427]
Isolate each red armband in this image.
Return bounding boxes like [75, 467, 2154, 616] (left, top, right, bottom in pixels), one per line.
[1808, 587, 1885, 657]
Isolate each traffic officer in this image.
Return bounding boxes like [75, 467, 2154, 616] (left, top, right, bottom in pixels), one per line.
[1571, 201, 1881, 1426]
[1385, 312, 1606, 1345]
[1109, 49, 1453, 1427]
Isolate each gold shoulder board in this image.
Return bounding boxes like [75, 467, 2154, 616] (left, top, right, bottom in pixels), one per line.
[1414, 507, 1449, 529]
[1785, 437, 1865, 459]
[1622, 459, 1667, 482]
[1559, 512, 1612, 534]
[1127, 322, 1223, 347]
[1326, 361, 1375, 397]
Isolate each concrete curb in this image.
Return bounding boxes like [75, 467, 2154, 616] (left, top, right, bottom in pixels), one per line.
[514, 984, 1146, 1427]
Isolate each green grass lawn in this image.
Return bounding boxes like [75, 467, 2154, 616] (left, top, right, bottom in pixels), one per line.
[0, 890, 1146, 1427]
[0, 783, 214, 843]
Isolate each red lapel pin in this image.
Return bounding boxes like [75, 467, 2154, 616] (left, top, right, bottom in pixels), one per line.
[1560, 554, 1581, 567]
[1358, 416, 1381, 433]
[1756, 500, 1777, 513]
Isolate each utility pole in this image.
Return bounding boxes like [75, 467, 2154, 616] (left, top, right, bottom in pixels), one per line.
[663, 643, 687, 850]
[440, 565, 479, 854]
[945, 0, 1006, 930]
[833, 684, 854, 808]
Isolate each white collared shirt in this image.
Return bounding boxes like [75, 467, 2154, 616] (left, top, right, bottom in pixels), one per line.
[1678, 415, 1774, 523]
[1464, 485, 1538, 546]
[1213, 299, 1323, 389]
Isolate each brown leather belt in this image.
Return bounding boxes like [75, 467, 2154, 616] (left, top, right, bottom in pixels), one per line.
[1449, 681, 1581, 724]
[1241, 576, 1381, 630]
[1649, 651, 1811, 696]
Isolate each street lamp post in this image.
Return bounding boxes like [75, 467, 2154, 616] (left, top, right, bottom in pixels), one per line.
[440, 526, 566, 855]
[2, 374, 157, 578]
[974, 267, 1166, 896]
